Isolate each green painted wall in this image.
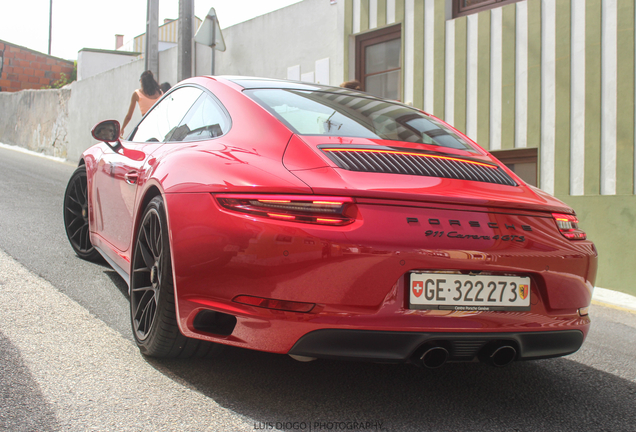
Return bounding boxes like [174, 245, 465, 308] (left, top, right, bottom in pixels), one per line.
[585, 0, 602, 195]
[501, 4, 516, 150]
[433, 0, 446, 119]
[558, 195, 636, 296]
[526, 0, 541, 150]
[616, 0, 635, 195]
[360, 0, 370, 33]
[554, 0, 571, 197]
[477, 11, 491, 148]
[377, 0, 387, 27]
[413, 0, 424, 108]
[454, 17, 467, 134]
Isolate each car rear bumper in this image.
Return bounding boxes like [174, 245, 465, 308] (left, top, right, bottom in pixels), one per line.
[288, 329, 585, 363]
[176, 284, 591, 360]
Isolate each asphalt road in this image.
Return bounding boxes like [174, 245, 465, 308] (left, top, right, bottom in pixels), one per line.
[1, 145, 635, 432]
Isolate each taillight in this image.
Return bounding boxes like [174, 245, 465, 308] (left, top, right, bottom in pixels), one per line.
[552, 213, 586, 240]
[215, 195, 356, 226]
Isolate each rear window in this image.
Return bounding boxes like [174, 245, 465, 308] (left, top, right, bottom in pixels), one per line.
[246, 89, 476, 152]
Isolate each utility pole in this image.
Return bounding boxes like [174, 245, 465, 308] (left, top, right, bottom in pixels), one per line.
[145, 0, 159, 77]
[178, 0, 194, 81]
[48, 0, 52, 55]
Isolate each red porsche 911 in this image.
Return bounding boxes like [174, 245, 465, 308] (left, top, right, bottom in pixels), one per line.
[63, 76, 597, 368]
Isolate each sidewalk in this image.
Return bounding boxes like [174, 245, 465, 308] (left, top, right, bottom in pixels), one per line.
[592, 287, 636, 313]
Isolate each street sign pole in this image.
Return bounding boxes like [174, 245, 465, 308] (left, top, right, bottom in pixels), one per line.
[194, 8, 225, 77]
[211, 18, 216, 75]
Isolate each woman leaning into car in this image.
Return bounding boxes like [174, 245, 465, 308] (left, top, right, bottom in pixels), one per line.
[121, 70, 163, 137]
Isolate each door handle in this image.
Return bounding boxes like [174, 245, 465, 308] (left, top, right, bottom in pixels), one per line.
[124, 171, 139, 185]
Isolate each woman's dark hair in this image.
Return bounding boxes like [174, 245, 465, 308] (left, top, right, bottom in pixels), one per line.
[140, 70, 161, 96]
[160, 82, 171, 93]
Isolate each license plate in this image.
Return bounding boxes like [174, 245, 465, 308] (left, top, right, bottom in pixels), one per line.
[409, 272, 531, 311]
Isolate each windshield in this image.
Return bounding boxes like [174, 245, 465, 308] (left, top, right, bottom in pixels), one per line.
[246, 89, 476, 152]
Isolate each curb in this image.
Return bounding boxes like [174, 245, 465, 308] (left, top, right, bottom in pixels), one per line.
[0, 142, 73, 165]
[592, 287, 636, 313]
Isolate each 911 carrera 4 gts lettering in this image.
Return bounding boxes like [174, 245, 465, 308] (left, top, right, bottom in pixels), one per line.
[426, 230, 526, 242]
[448, 232, 526, 242]
[425, 230, 445, 237]
[446, 231, 492, 240]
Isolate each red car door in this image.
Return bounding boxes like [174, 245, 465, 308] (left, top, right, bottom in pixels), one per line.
[92, 141, 163, 252]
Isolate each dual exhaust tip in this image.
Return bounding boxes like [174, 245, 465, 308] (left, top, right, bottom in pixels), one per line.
[419, 343, 517, 369]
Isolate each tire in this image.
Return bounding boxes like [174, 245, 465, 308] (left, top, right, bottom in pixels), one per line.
[63, 166, 101, 261]
[130, 196, 218, 358]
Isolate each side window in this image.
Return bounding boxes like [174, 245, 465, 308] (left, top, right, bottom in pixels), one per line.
[131, 86, 203, 143]
[167, 92, 230, 142]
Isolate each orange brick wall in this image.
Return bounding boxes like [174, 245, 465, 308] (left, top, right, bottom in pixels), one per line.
[0, 40, 74, 92]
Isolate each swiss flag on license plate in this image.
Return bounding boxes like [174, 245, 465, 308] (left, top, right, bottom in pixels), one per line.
[412, 281, 424, 298]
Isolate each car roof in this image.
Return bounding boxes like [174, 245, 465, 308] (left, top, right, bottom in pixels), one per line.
[219, 75, 371, 95]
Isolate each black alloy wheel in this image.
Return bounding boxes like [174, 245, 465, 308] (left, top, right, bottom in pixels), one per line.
[63, 166, 101, 261]
[130, 196, 217, 358]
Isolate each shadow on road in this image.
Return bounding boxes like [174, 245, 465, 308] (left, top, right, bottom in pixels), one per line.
[146, 346, 636, 431]
[0, 331, 62, 431]
[103, 269, 129, 299]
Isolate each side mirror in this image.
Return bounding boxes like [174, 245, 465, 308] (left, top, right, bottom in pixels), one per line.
[91, 120, 122, 151]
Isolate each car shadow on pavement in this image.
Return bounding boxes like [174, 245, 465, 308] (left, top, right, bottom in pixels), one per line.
[103, 269, 129, 298]
[0, 331, 62, 431]
[146, 346, 636, 432]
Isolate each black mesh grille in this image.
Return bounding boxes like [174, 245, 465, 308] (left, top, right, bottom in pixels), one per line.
[322, 148, 517, 186]
[451, 340, 488, 359]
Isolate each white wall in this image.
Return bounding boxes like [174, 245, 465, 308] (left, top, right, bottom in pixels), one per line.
[77, 50, 140, 81]
[0, 88, 71, 158]
[195, 43, 212, 77]
[158, 45, 178, 86]
[215, 0, 344, 85]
